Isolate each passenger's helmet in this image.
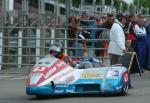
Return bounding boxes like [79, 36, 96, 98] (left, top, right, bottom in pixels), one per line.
[49, 42, 63, 58]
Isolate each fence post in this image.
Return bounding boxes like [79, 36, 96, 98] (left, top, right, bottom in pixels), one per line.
[36, 29, 40, 62]
[0, 32, 3, 70]
[18, 31, 22, 68]
[51, 29, 55, 44]
[64, 29, 67, 54]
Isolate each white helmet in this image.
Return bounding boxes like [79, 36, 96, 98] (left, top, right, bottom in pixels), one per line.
[49, 42, 63, 58]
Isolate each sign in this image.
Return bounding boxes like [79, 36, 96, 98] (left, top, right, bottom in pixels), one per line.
[120, 52, 141, 75]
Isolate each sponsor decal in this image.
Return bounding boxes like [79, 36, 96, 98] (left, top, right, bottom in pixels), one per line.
[43, 67, 57, 79]
[66, 89, 74, 93]
[35, 60, 69, 85]
[54, 89, 65, 93]
[41, 60, 68, 79]
[53, 69, 74, 81]
[65, 75, 75, 83]
[56, 61, 66, 68]
[81, 73, 101, 79]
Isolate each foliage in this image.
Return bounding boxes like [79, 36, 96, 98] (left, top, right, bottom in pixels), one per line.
[134, 0, 150, 8]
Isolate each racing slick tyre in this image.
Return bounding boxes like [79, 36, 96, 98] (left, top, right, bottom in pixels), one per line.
[119, 85, 129, 96]
[119, 72, 129, 96]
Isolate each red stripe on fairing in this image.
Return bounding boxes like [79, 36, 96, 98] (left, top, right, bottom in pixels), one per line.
[33, 60, 69, 86]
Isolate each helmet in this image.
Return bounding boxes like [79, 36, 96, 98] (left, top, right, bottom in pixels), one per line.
[49, 42, 63, 58]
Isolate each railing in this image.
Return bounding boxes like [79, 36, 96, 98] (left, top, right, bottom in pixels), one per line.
[0, 26, 110, 70]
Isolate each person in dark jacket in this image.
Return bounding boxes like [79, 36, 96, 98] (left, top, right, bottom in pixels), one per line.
[102, 13, 114, 29]
[125, 14, 137, 51]
[146, 23, 150, 70]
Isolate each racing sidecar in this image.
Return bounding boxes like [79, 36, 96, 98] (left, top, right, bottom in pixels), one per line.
[26, 57, 129, 97]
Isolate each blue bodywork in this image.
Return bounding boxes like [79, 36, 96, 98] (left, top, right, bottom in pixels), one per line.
[26, 76, 126, 95]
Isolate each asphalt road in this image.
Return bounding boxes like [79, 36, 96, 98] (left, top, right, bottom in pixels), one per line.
[0, 72, 150, 103]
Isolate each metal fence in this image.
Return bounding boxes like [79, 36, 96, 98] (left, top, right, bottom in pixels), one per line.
[0, 25, 111, 70]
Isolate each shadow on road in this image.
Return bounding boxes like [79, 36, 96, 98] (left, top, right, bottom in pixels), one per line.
[28, 93, 131, 100]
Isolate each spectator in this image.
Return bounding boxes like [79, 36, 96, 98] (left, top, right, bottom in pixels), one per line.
[102, 13, 114, 29]
[108, 14, 133, 89]
[96, 18, 103, 27]
[80, 12, 91, 39]
[101, 16, 107, 24]
[80, 11, 90, 26]
[95, 18, 104, 57]
[98, 13, 114, 57]
[139, 14, 145, 20]
[68, 16, 85, 56]
[80, 12, 93, 55]
[71, 35, 84, 57]
[146, 23, 150, 70]
[125, 14, 137, 51]
[108, 13, 127, 65]
[135, 16, 147, 73]
[81, 11, 90, 20]
[68, 16, 80, 47]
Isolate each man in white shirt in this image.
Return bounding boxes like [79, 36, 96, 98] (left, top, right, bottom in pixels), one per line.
[108, 13, 127, 65]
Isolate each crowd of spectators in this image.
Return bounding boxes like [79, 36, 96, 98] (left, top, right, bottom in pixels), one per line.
[67, 12, 114, 58]
[67, 11, 150, 73]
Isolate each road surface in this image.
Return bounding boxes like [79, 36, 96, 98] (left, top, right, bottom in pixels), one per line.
[0, 72, 150, 103]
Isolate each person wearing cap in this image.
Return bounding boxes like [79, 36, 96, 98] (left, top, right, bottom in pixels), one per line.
[80, 11, 91, 39]
[81, 11, 90, 21]
[108, 13, 127, 65]
[108, 13, 134, 89]
[135, 15, 147, 73]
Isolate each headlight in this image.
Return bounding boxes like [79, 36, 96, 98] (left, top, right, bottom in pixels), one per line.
[106, 70, 119, 79]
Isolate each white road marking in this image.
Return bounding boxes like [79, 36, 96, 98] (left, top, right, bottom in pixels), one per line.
[0, 75, 13, 78]
[8, 76, 28, 80]
[0, 75, 14, 79]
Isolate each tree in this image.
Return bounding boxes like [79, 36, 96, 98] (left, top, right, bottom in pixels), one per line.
[134, 0, 150, 13]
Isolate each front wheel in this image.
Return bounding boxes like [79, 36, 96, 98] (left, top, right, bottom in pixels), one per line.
[119, 72, 129, 96]
[120, 85, 129, 96]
